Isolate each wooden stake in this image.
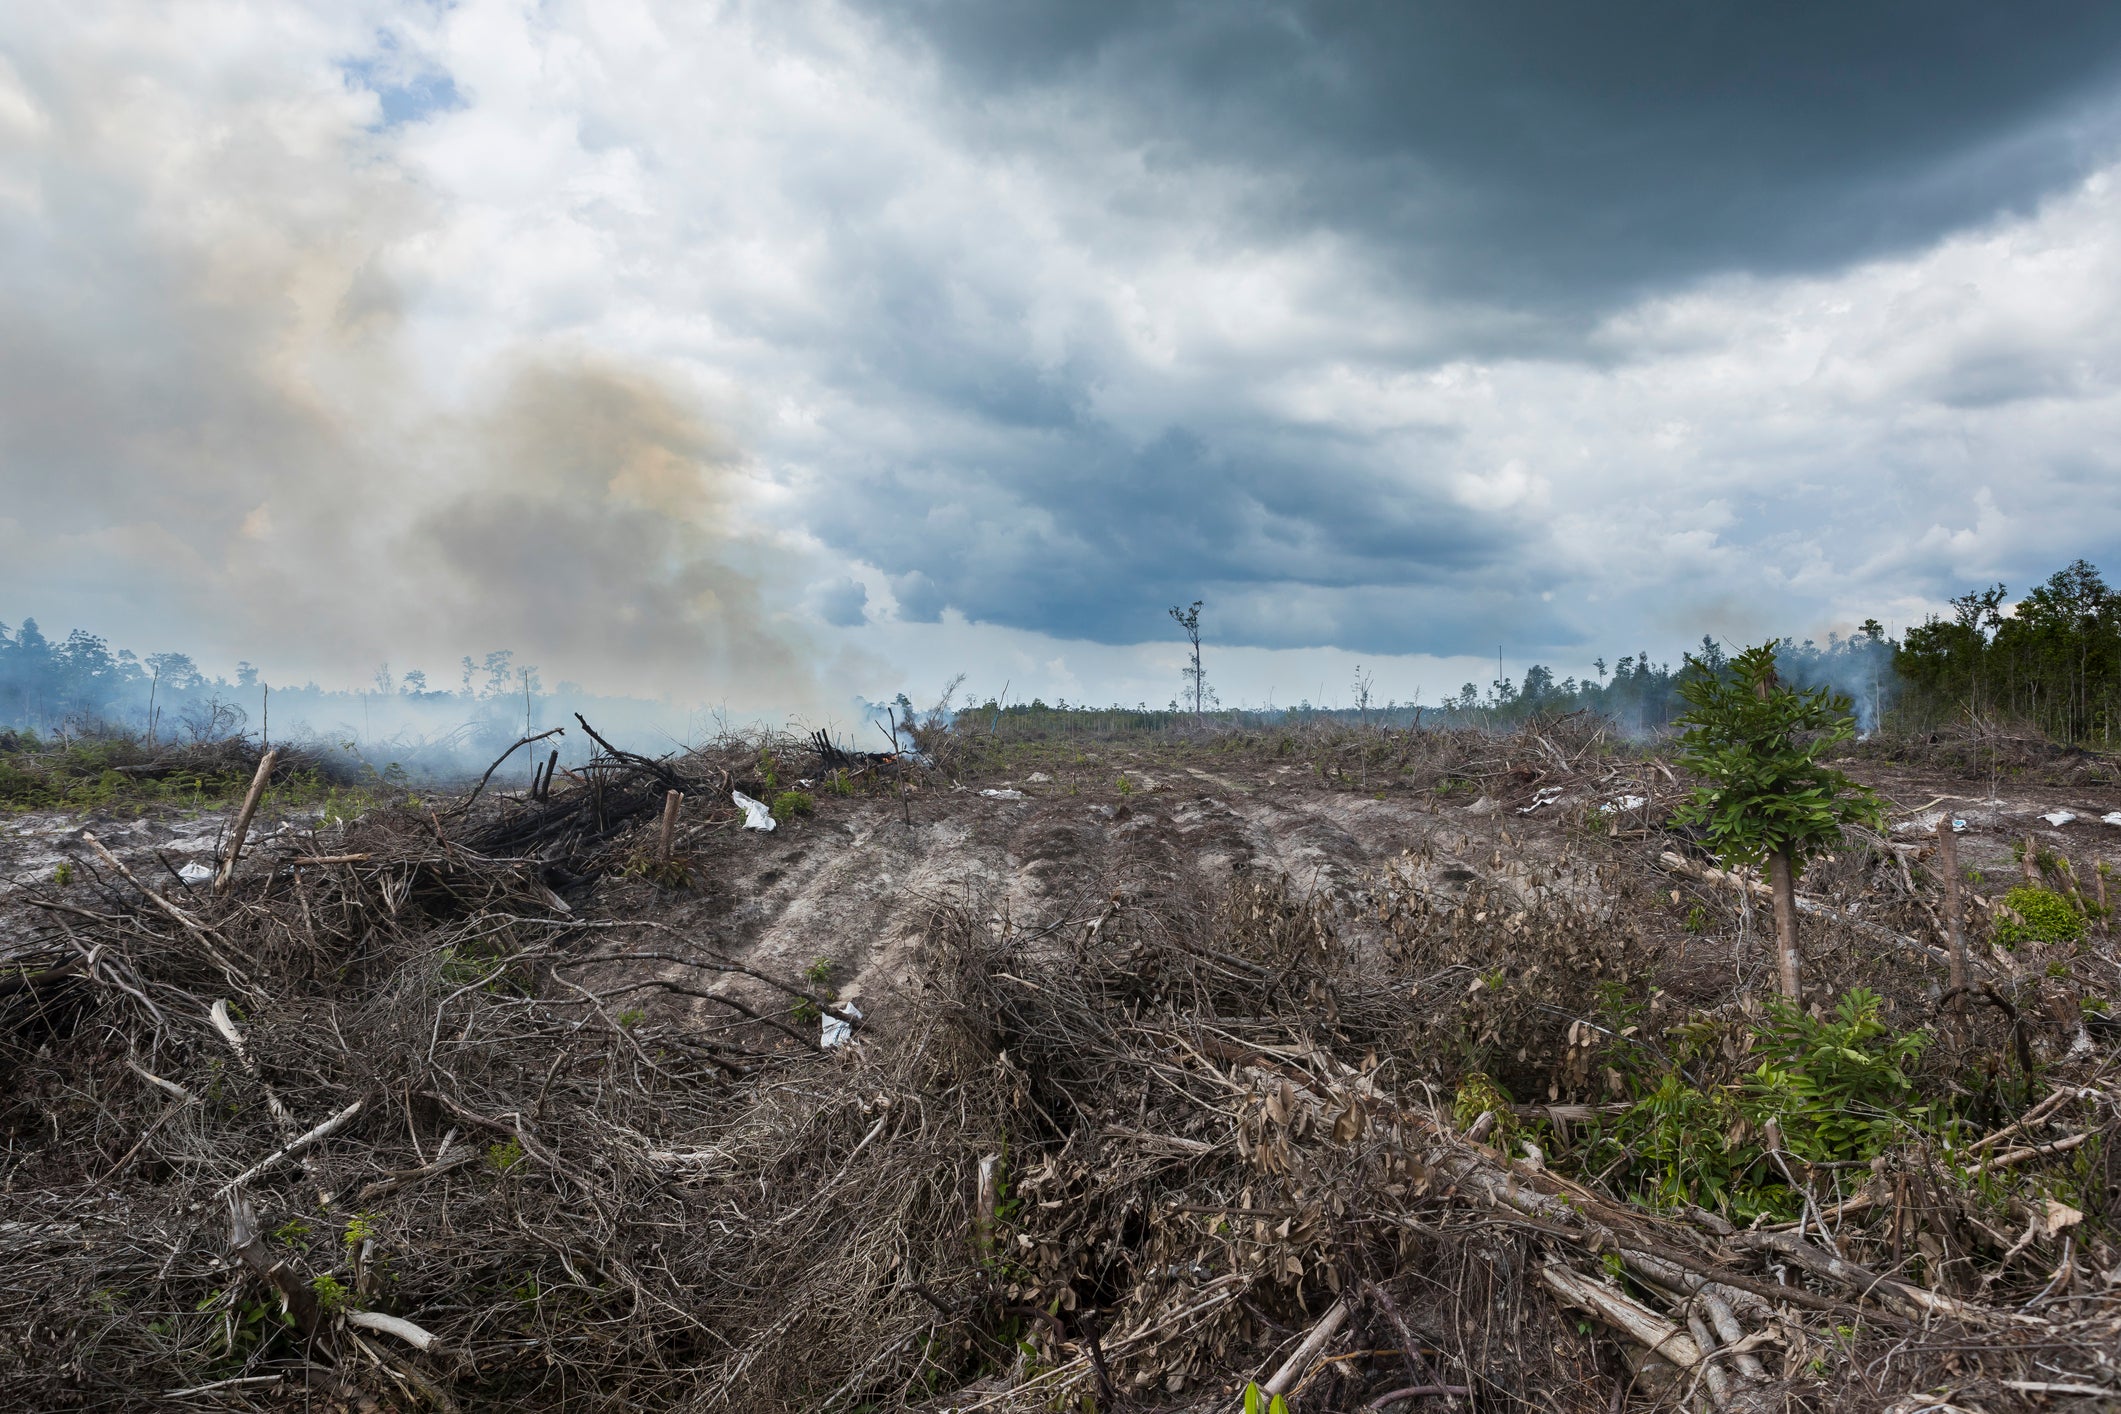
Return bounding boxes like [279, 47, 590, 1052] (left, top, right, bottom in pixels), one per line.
[215, 748, 279, 896]
[2095, 860, 2110, 934]
[1936, 820, 1967, 1029]
[974, 1153, 1000, 1265]
[540, 749, 559, 801]
[658, 789, 681, 862]
[2023, 833, 2042, 887]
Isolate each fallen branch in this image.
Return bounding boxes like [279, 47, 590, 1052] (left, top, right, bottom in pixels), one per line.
[344, 1308, 440, 1353]
[1261, 1295, 1351, 1397]
[459, 727, 566, 815]
[1537, 1263, 1705, 1370]
[1969, 1131, 2091, 1176]
[80, 832, 255, 990]
[1659, 851, 1954, 965]
[212, 1098, 365, 1201]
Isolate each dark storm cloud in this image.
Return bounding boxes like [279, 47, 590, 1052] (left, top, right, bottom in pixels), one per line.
[811, 404, 1532, 652]
[868, 0, 2121, 315]
[764, 0, 2121, 658]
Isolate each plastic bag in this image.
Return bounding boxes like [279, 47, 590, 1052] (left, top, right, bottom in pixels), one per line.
[732, 790, 776, 831]
[822, 999, 863, 1049]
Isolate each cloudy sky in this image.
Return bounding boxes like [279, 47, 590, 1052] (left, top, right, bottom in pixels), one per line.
[5, 1, 2121, 717]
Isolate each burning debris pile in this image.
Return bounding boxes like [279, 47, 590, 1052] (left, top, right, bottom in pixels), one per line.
[0, 719, 2118, 1411]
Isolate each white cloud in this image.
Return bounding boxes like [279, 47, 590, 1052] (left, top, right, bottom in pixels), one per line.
[1, 0, 2118, 711]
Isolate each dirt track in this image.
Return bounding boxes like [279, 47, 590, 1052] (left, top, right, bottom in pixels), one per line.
[572, 744, 2121, 1034]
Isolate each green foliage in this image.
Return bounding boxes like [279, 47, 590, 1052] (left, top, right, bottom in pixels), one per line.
[487, 1137, 525, 1173]
[0, 733, 336, 813]
[1992, 886, 2087, 947]
[1115, 773, 1133, 796]
[615, 1008, 646, 1029]
[1242, 1382, 1290, 1414]
[1671, 642, 1881, 879]
[792, 957, 837, 1025]
[770, 789, 814, 822]
[51, 861, 71, 887]
[1748, 989, 1929, 1166]
[343, 1212, 380, 1247]
[1581, 989, 1930, 1221]
[309, 1273, 350, 1313]
[1452, 1072, 1518, 1151]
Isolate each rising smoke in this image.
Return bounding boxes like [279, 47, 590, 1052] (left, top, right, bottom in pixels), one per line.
[0, 20, 872, 734]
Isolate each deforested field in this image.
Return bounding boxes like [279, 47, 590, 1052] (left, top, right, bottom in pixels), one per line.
[2, 716, 2118, 1412]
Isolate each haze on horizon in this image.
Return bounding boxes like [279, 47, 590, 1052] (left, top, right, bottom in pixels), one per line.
[4, 1, 2121, 720]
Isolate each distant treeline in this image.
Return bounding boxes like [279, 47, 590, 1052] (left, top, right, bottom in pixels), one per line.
[961, 561, 2115, 746]
[1894, 559, 2120, 744]
[0, 619, 540, 739]
[0, 621, 698, 773]
[11, 556, 2116, 752]
[1415, 558, 2114, 744]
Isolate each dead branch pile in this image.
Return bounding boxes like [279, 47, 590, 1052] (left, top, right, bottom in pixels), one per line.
[2, 740, 2118, 1412]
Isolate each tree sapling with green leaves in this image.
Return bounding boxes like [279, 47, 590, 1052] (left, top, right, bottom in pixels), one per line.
[1672, 642, 1881, 999]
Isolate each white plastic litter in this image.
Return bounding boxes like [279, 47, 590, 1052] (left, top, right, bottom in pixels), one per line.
[980, 788, 1026, 800]
[1516, 786, 1566, 815]
[2102, 811, 2121, 827]
[1598, 796, 1649, 814]
[732, 790, 777, 831]
[821, 999, 862, 1049]
[1026, 772, 1051, 783]
[2041, 810, 2077, 827]
[177, 861, 215, 885]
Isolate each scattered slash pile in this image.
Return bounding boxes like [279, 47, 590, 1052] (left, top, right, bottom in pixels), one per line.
[2, 730, 2118, 1411]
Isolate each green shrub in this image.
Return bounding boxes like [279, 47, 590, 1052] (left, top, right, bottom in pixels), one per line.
[1747, 988, 1928, 1166]
[309, 1273, 350, 1313]
[771, 790, 814, 823]
[1580, 988, 1929, 1220]
[1992, 886, 2085, 947]
[792, 957, 836, 1024]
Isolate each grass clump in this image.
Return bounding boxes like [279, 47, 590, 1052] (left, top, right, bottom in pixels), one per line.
[770, 789, 814, 823]
[1991, 885, 2086, 947]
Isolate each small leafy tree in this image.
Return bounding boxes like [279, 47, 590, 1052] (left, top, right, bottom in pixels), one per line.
[1672, 642, 1880, 998]
[1168, 600, 1215, 719]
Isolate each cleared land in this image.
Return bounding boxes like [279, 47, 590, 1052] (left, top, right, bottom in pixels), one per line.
[2, 719, 2117, 1411]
